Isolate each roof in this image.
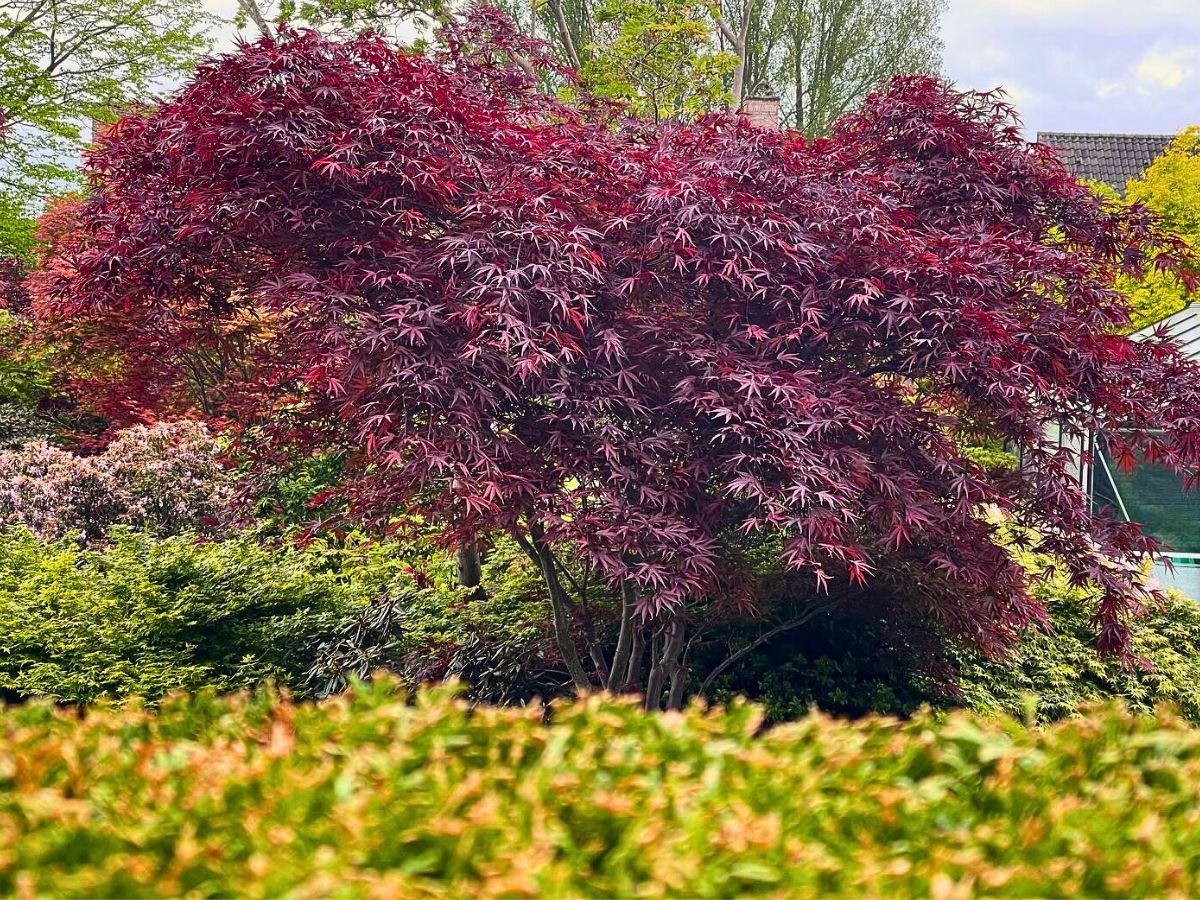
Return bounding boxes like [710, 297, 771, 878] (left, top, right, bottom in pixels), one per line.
[1036, 131, 1175, 192]
[1130, 302, 1200, 362]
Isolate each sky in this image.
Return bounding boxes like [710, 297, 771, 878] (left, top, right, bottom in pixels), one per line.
[941, 0, 1200, 136]
[199, 0, 1200, 137]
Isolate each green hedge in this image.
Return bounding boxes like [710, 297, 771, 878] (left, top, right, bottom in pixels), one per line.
[4, 680, 1200, 896]
[0, 528, 409, 703]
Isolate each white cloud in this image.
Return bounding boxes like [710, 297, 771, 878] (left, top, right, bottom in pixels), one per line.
[1134, 44, 1200, 91]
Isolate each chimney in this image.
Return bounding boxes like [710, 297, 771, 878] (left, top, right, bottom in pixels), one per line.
[743, 96, 780, 130]
[90, 116, 114, 144]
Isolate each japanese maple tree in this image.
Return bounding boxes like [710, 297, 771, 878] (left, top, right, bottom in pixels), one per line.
[38, 11, 1200, 706]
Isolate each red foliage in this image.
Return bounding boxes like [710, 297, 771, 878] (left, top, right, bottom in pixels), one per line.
[28, 194, 257, 428]
[39, 15, 1200, 659]
[0, 256, 28, 312]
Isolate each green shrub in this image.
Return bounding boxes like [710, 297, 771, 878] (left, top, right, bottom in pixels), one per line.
[695, 558, 1200, 725]
[304, 535, 561, 703]
[958, 581, 1200, 723]
[697, 611, 951, 721]
[0, 528, 409, 703]
[4, 680, 1200, 896]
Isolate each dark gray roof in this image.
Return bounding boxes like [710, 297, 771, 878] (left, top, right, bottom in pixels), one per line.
[1036, 131, 1174, 192]
[1130, 303, 1200, 361]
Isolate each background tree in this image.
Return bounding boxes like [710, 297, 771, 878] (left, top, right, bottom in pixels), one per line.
[499, 0, 941, 127]
[0, 0, 210, 220]
[734, 0, 944, 134]
[574, 0, 735, 120]
[232, 0, 448, 37]
[1112, 127, 1200, 329]
[41, 16, 1200, 708]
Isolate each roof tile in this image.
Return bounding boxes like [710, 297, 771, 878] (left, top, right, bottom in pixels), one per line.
[1036, 131, 1174, 192]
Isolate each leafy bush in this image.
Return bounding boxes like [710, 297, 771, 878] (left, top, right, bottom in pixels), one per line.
[5, 681, 1200, 895]
[0, 528, 408, 703]
[959, 579, 1200, 723]
[696, 543, 1200, 724]
[0, 420, 232, 542]
[304, 535, 562, 704]
[699, 611, 953, 721]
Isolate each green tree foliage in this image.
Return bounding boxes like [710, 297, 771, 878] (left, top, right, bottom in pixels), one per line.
[232, 0, 447, 37]
[0, 310, 55, 448]
[743, 0, 944, 134]
[7, 680, 1200, 894]
[0, 0, 209, 215]
[501, 0, 943, 130]
[0, 196, 35, 260]
[1113, 127, 1200, 329]
[573, 0, 736, 121]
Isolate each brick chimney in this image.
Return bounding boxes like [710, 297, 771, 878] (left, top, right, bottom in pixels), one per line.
[90, 116, 114, 143]
[743, 96, 780, 130]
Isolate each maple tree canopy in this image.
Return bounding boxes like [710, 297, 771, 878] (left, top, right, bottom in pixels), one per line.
[36, 10, 1200, 671]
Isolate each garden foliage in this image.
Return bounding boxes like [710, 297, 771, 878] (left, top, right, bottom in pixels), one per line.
[37, 11, 1200, 709]
[959, 581, 1200, 724]
[0, 310, 55, 449]
[5, 680, 1200, 896]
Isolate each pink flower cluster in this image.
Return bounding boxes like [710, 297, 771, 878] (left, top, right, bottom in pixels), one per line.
[0, 420, 232, 542]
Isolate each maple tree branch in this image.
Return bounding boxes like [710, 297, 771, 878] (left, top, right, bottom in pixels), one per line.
[698, 599, 839, 698]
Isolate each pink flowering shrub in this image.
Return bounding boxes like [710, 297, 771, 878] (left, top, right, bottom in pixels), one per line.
[0, 443, 120, 542]
[0, 420, 231, 542]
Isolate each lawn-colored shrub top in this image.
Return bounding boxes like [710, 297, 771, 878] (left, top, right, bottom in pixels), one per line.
[3, 682, 1200, 897]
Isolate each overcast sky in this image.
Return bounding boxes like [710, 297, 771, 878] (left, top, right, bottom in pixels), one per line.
[942, 0, 1199, 136]
[200, 0, 1199, 137]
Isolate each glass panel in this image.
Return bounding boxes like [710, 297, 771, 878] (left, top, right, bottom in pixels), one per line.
[1096, 446, 1200, 554]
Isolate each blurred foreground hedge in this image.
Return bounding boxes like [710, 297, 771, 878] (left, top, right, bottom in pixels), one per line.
[3, 681, 1200, 896]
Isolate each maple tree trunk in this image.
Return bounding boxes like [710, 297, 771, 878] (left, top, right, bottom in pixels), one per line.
[515, 526, 594, 692]
[666, 627, 690, 710]
[623, 625, 646, 692]
[667, 662, 687, 711]
[644, 613, 685, 711]
[607, 580, 637, 691]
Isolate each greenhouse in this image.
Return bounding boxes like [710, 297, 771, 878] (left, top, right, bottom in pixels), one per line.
[1091, 303, 1200, 596]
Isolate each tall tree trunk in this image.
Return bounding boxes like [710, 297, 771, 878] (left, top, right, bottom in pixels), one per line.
[456, 540, 482, 589]
[549, 0, 582, 70]
[717, 0, 756, 108]
[793, 27, 805, 131]
[237, 0, 272, 35]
